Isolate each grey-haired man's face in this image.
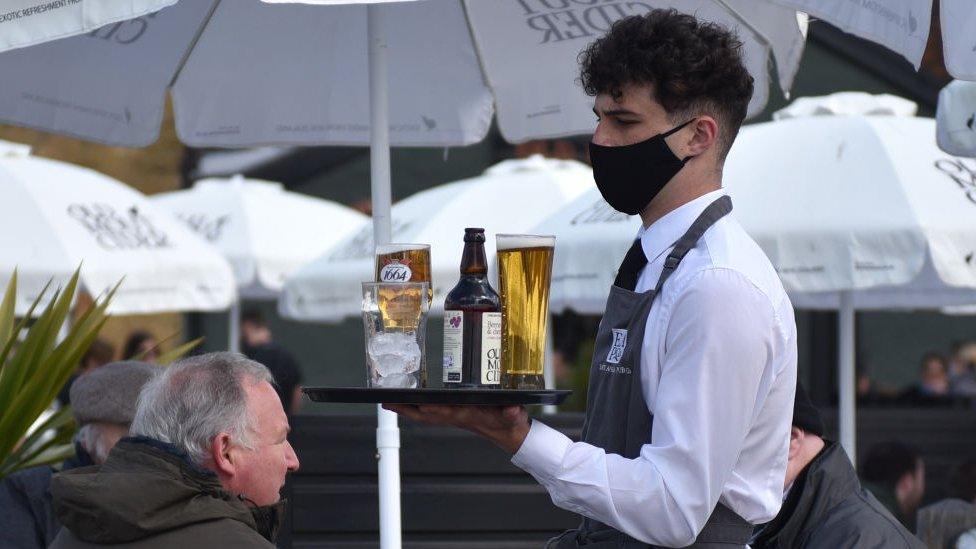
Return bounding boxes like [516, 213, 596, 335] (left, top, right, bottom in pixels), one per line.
[223, 380, 300, 506]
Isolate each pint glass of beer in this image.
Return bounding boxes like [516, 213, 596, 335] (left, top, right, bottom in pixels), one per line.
[375, 243, 432, 307]
[496, 234, 555, 390]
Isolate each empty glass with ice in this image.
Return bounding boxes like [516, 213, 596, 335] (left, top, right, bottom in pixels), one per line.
[362, 281, 429, 388]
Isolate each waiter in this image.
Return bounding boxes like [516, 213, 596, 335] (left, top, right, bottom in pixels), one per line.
[388, 9, 797, 548]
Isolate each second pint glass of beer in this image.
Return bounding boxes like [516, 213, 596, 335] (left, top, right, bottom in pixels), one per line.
[375, 243, 433, 308]
[496, 234, 555, 390]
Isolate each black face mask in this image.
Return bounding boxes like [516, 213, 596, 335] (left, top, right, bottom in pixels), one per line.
[589, 119, 695, 215]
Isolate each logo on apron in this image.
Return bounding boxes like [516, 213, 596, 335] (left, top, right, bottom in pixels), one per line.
[606, 328, 627, 364]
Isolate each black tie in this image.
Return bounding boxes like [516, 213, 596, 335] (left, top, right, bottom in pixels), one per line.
[614, 239, 648, 291]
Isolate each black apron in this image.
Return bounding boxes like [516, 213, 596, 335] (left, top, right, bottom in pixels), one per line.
[548, 196, 752, 548]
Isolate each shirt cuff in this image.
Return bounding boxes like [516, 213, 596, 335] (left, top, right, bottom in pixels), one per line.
[511, 419, 573, 482]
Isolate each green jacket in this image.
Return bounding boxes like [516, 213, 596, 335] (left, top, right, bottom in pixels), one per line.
[751, 441, 923, 549]
[48, 437, 282, 549]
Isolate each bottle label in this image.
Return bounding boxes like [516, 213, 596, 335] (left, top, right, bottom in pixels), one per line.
[481, 312, 502, 385]
[443, 311, 463, 383]
[380, 259, 412, 282]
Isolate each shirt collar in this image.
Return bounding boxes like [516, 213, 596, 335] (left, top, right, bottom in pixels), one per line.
[636, 188, 727, 264]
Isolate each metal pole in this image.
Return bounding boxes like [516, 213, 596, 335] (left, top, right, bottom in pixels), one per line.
[838, 291, 856, 464]
[229, 299, 240, 353]
[368, 6, 401, 549]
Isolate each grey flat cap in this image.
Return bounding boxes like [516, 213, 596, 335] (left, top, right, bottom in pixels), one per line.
[69, 360, 158, 425]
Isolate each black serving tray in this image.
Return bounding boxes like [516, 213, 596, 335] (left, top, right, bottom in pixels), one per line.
[303, 387, 570, 406]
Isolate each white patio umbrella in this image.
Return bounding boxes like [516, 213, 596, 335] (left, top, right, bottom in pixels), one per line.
[0, 0, 807, 148]
[725, 114, 976, 462]
[152, 175, 368, 352]
[535, 108, 976, 464]
[281, 155, 593, 321]
[775, 0, 976, 81]
[0, 147, 236, 316]
[937, 80, 976, 157]
[0, 2, 807, 546]
[0, 0, 176, 54]
[773, 91, 919, 119]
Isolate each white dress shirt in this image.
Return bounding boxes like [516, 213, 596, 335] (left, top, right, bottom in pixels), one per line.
[512, 189, 798, 547]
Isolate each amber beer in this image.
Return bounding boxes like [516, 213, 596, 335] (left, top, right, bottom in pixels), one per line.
[374, 243, 432, 330]
[497, 234, 555, 390]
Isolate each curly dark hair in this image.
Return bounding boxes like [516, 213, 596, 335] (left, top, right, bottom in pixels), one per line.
[579, 9, 754, 159]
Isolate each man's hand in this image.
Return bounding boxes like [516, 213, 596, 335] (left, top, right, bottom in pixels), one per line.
[383, 404, 531, 454]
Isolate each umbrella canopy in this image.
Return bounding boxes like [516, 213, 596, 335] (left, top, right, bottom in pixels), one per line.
[727, 115, 976, 309]
[775, 0, 976, 81]
[773, 91, 918, 119]
[937, 80, 976, 157]
[0, 148, 236, 316]
[539, 114, 976, 313]
[281, 155, 593, 322]
[0, 0, 176, 54]
[152, 175, 368, 298]
[0, 0, 807, 148]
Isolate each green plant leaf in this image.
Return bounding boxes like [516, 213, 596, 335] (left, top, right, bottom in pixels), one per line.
[3, 297, 104, 448]
[0, 286, 62, 444]
[156, 336, 204, 366]
[3, 425, 73, 475]
[0, 270, 16, 356]
[0, 281, 74, 443]
[1, 270, 78, 404]
[0, 278, 52, 375]
[0, 405, 75, 477]
[0, 269, 115, 477]
[13, 443, 76, 472]
[16, 406, 74, 458]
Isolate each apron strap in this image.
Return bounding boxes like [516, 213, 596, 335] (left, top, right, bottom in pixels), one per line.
[553, 503, 753, 548]
[654, 195, 732, 294]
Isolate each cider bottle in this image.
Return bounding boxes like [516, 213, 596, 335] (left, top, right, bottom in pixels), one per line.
[443, 228, 502, 388]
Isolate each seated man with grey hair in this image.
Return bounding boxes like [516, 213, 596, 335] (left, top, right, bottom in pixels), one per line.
[0, 360, 156, 549]
[49, 352, 300, 549]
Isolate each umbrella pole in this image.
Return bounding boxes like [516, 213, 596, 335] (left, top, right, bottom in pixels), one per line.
[838, 291, 856, 464]
[229, 299, 240, 354]
[368, 7, 402, 549]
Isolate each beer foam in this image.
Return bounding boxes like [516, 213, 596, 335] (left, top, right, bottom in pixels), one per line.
[496, 234, 555, 251]
[376, 243, 429, 253]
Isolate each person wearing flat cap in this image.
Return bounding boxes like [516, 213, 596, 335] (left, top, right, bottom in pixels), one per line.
[749, 383, 924, 549]
[0, 361, 157, 549]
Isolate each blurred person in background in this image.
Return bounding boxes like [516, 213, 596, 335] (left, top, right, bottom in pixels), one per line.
[750, 384, 923, 548]
[900, 353, 951, 404]
[917, 457, 976, 548]
[57, 338, 115, 406]
[949, 341, 976, 398]
[856, 364, 887, 405]
[123, 331, 160, 362]
[861, 440, 926, 532]
[240, 309, 303, 416]
[48, 353, 299, 549]
[0, 361, 156, 549]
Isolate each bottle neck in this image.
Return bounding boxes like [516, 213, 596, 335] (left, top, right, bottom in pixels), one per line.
[460, 241, 488, 276]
